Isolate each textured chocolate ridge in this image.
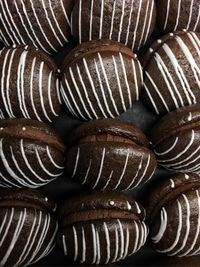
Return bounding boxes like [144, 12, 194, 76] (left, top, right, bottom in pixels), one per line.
[69, 119, 149, 148]
[62, 40, 136, 71]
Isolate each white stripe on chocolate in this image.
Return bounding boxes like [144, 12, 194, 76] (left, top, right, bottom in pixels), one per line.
[81, 227, 86, 263]
[98, 52, 120, 116]
[19, 0, 48, 54]
[125, 0, 134, 46]
[157, 129, 195, 163]
[174, 0, 181, 31]
[35, 146, 62, 177]
[102, 170, 113, 191]
[69, 66, 93, 120]
[0, 209, 27, 266]
[155, 137, 179, 156]
[91, 224, 97, 264]
[46, 146, 64, 170]
[112, 55, 126, 112]
[83, 57, 107, 118]
[131, 0, 142, 50]
[78, 0, 82, 44]
[109, 0, 116, 40]
[119, 53, 132, 107]
[48, 71, 59, 117]
[163, 0, 170, 30]
[152, 208, 168, 243]
[49, 0, 68, 42]
[82, 159, 92, 185]
[41, 0, 63, 47]
[104, 222, 110, 264]
[62, 235, 67, 255]
[113, 149, 130, 190]
[60, 84, 79, 118]
[118, 0, 126, 42]
[186, 191, 200, 256]
[72, 147, 80, 178]
[76, 63, 98, 119]
[157, 200, 182, 253]
[29, 0, 57, 52]
[73, 226, 78, 261]
[10, 146, 44, 188]
[112, 224, 119, 262]
[94, 58, 114, 118]
[92, 147, 106, 189]
[89, 0, 94, 40]
[169, 194, 190, 256]
[20, 139, 49, 183]
[99, 0, 104, 39]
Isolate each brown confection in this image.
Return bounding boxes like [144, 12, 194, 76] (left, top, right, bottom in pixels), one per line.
[149, 104, 200, 173]
[0, 118, 65, 188]
[0, 0, 73, 54]
[57, 191, 148, 265]
[61, 40, 143, 120]
[0, 188, 58, 266]
[156, 0, 200, 33]
[0, 45, 61, 123]
[146, 173, 200, 257]
[143, 31, 200, 115]
[71, 0, 156, 51]
[65, 119, 157, 191]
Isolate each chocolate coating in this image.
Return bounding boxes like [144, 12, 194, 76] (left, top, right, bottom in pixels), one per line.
[146, 173, 200, 257]
[0, 0, 73, 54]
[156, 0, 200, 33]
[0, 118, 65, 188]
[0, 45, 61, 122]
[149, 104, 200, 174]
[66, 119, 157, 191]
[144, 31, 200, 115]
[61, 40, 143, 120]
[0, 188, 58, 267]
[57, 191, 148, 265]
[71, 0, 156, 51]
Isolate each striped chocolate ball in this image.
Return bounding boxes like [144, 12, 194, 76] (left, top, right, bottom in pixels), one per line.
[147, 173, 200, 257]
[0, 189, 58, 267]
[71, 0, 156, 51]
[0, 45, 61, 123]
[0, 119, 65, 188]
[61, 40, 143, 120]
[156, 0, 200, 33]
[144, 31, 200, 115]
[0, 0, 73, 54]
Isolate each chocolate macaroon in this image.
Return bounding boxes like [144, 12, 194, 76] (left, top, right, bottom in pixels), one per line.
[71, 0, 156, 51]
[149, 104, 200, 173]
[61, 40, 143, 120]
[0, 118, 65, 188]
[143, 31, 200, 115]
[156, 0, 200, 33]
[0, 188, 58, 266]
[0, 45, 61, 122]
[0, 0, 73, 54]
[57, 191, 148, 265]
[66, 119, 157, 191]
[146, 173, 200, 257]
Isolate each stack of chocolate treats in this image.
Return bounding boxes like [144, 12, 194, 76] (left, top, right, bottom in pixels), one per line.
[0, 1, 200, 267]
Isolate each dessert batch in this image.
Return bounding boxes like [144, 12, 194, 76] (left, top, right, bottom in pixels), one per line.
[0, 0, 200, 266]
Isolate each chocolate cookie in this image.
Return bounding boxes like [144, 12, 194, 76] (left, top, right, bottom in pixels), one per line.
[0, 188, 58, 266]
[156, 0, 200, 33]
[0, 118, 65, 188]
[0, 0, 73, 54]
[0, 45, 61, 122]
[149, 104, 200, 173]
[143, 31, 200, 115]
[66, 119, 157, 191]
[71, 0, 156, 51]
[61, 40, 143, 120]
[146, 173, 200, 257]
[57, 191, 148, 265]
